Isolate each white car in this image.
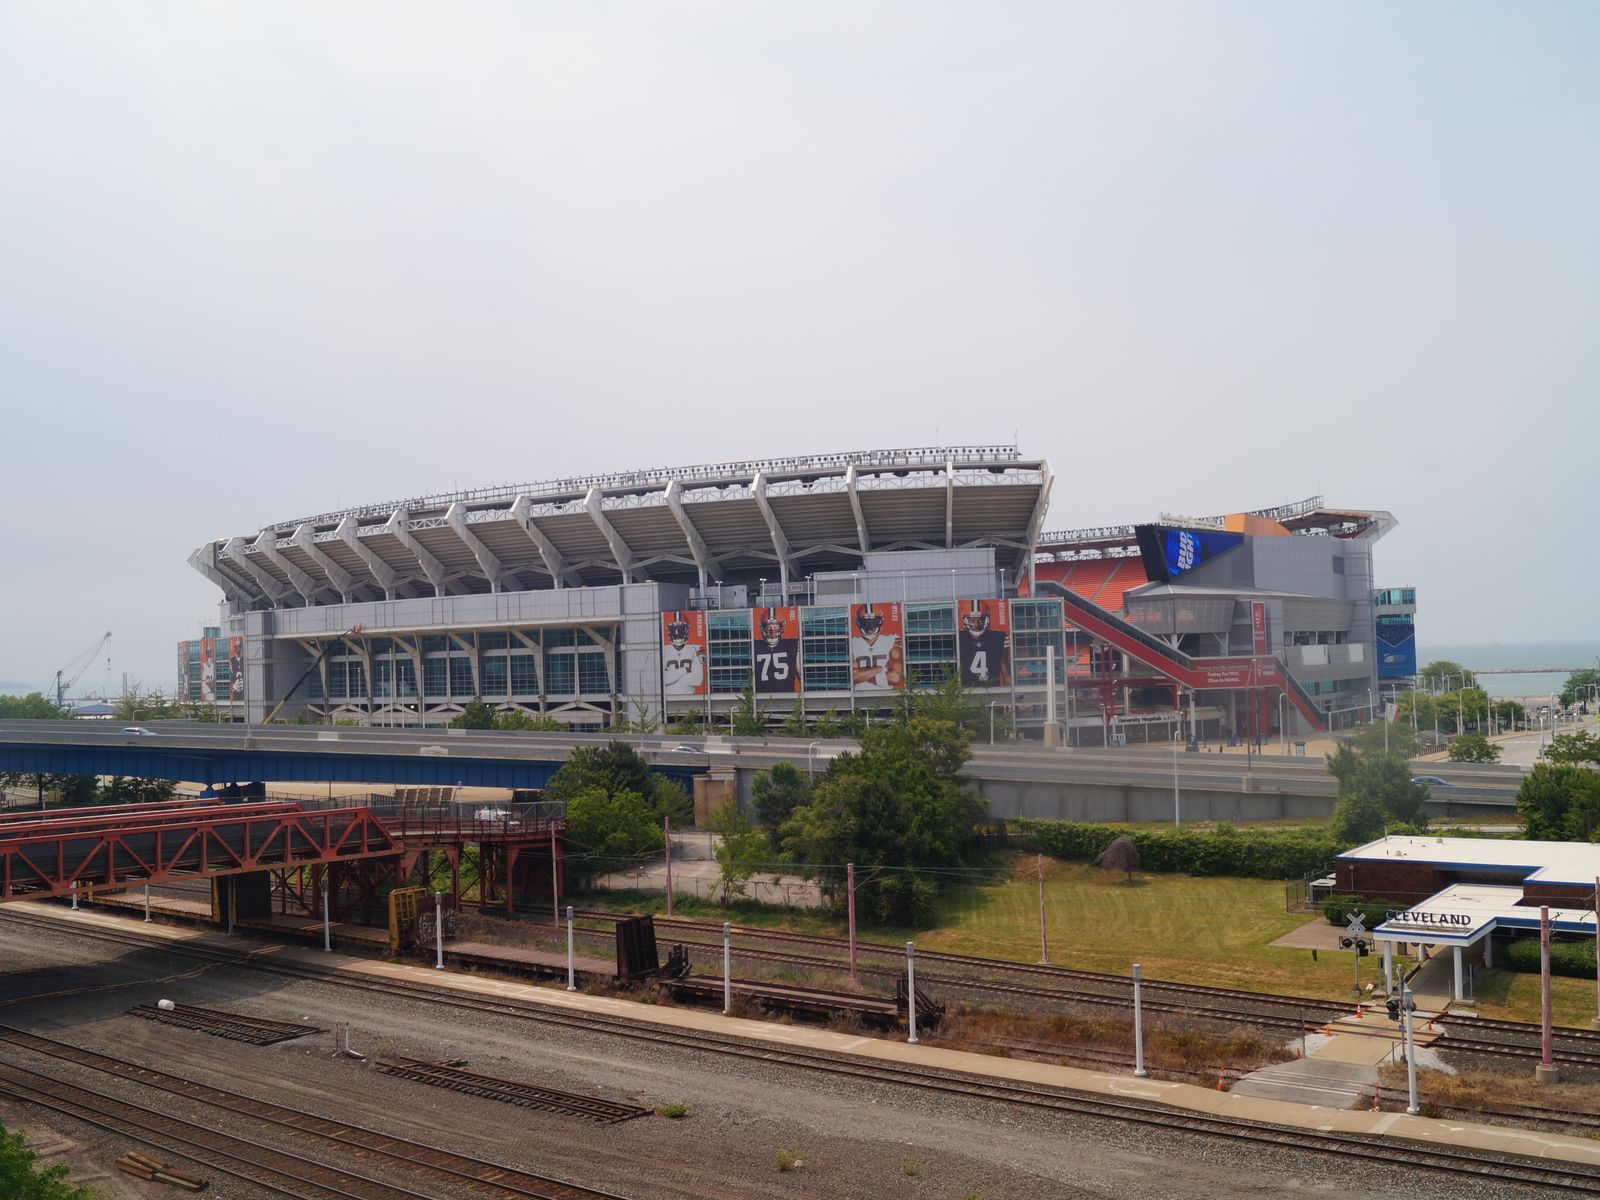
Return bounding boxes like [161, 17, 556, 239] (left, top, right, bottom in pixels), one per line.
[474, 807, 512, 823]
[121, 726, 156, 736]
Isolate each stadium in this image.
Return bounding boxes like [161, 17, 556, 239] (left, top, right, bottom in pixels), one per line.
[179, 445, 1407, 743]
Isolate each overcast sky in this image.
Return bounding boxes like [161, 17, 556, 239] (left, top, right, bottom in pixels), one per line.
[2, 2, 1595, 693]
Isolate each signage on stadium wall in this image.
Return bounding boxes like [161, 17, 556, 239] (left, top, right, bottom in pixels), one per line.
[1135, 525, 1244, 584]
[752, 607, 800, 694]
[1251, 602, 1268, 656]
[229, 636, 245, 700]
[850, 602, 904, 692]
[661, 611, 707, 697]
[199, 639, 216, 702]
[958, 598, 1011, 687]
[178, 642, 189, 700]
[1376, 620, 1418, 679]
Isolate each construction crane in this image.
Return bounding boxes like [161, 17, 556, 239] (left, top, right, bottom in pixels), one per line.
[264, 625, 363, 725]
[55, 631, 113, 710]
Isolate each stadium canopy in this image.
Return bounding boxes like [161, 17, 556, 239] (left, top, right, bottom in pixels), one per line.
[191, 446, 1053, 606]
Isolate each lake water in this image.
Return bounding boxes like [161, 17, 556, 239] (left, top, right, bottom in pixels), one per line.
[1419, 641, 1600, 698]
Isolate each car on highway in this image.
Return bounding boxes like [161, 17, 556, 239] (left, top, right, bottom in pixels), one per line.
[668, 745, 701, 753]
[473, 807, 512, 823]
[121, 726, 156, 736]
[1411, 775, 1448, 788]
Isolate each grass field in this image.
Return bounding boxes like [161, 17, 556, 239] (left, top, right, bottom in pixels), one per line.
[916, 860, 1363, 999]
[581, 855, 1600, 1026]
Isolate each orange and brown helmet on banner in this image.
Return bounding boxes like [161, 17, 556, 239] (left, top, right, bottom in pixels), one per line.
[752, 606, 801, 694]
[229, 636, 245, 699]
[662, 610, 707, 697]
[850, 602, 904, 691]
[199, 639, 216, 702]
[958, 598, 1011, 687]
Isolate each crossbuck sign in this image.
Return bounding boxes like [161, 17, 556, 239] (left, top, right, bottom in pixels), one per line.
[1346, 913, 1367, 937]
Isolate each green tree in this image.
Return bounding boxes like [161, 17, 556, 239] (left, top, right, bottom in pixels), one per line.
[751, 760, 810, 840]
[671, 710, 704, 735]
[780, 715, 980, 924]
[1325, 744, 1427, 830]
[0, 693, 68, 719]
[0, 1117, 99, 1199]
[548, 742, 654, 805]
[98, 776, 177, 805]
[113, 685, 182, 722]
[730, 684, 765, 737]
[1516, 763, 1600, 841]
[1419, 660, 1478, 691]
[448, 700, 497, 730]
[779, 705, 810, 738]
[1447, 732, 1501, 763]
[707, 803, 770, 903]
[1560, 669, 1600, 711]
[1330, 788, 1388, 843]
[811, 708, 843, 738]
[1343, 718, 1421, 759]
[492, 710, 564, 731]
[1547, 730, 1600, 767]
[563, 785, 664, 858]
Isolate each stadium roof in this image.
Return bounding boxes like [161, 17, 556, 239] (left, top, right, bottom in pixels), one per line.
[191, 446, 1053, 607]
[1037, 495, 1396, 559]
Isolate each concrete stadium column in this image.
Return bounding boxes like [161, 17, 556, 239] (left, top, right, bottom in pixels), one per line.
[1453, 945, 1465, 1000]
[1483, 935, 1494, 969]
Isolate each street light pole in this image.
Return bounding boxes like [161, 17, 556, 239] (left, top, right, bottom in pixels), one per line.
[1172, 745, 1180, 828]
[806, 740, 821, 781]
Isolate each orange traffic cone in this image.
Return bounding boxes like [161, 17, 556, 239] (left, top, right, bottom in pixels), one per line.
[1371, 1087, 1381, 1113]
[1216, 1066, 1225, 1092]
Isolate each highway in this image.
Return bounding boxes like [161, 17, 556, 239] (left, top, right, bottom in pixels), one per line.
[0, 720, 1522, 807]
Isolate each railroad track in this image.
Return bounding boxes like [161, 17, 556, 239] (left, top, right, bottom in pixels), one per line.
[0, 1024, 631, 1200]
[0, 1058, 437, 1199]
[7, 909, 1600, 1194]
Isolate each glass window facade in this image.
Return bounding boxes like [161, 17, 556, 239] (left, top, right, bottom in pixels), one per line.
[510, 653, 538, 696]
[480, 655, 508, 696]
[1011, 599, 1064, 686]
[709, 612, 752, 694]
[545, 652, 575, 696]
[578, 649, 610, 695]
[905, 603, 955, 687]
[801, 606, 849, 692]
[448, 656, 474, 698]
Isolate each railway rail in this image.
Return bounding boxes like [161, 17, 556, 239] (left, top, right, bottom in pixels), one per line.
[6, 909, 1600, 1195]
[0, 1024, 631, 1200]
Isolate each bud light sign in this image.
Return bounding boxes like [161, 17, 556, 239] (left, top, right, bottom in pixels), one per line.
[1136, 525, 1245, 583]
[1376, 619, 1417, 680]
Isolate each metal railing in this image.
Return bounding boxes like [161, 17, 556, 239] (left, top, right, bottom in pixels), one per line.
[262, 445, 1026, 533]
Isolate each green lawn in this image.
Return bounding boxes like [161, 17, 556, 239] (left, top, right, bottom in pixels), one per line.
[916, 861, 1363, 999]
[582, 859, 1600, 1026]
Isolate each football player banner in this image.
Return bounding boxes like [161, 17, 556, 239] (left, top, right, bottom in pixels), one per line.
[199, 639, 216, 702]
[178, 641, 189, 699]
[957, 599, 1011, 687]
[229, 636, 245, 700]
[850, 602, 904, 692]
[752, 606, 801, 694]
[661, 610, 708, 697]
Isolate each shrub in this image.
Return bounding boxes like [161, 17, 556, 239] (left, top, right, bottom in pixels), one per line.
[1505, 938, 1597, 978]
[656, 1102, 689, 1119]
[1320, 894, 1409, 927]
[1010, 820, 1341, 880]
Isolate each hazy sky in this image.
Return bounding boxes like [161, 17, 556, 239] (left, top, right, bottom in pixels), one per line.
[2, 2, 1595, 693]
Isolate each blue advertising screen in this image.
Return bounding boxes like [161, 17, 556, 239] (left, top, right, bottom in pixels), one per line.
[1376, 619, 1417, 679]
[1136, 526, 1245, 582]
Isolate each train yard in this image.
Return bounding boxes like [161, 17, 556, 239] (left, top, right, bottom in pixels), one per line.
[3, 901, 1600, 1198]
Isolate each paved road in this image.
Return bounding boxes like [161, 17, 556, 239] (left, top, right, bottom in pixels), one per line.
[0, 719, 1523, 806]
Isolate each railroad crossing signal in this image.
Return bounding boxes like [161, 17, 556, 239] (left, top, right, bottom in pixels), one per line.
[1346, 912, 1368, 936]
[1339, 935, 1372, 957]
[1384, 997, 1417, 1021]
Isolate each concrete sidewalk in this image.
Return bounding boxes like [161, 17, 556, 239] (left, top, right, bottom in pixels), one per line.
[21, 903, 1600, 1170]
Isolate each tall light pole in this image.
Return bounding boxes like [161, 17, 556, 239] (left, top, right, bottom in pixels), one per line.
[806, 741, 821, 781]
[989, 701, 998, 746]
[1172, 744, 1180, 828]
